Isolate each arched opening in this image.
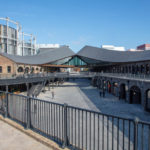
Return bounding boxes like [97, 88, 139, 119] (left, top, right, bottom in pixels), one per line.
[112, 82, 118, 96]
[25, 67, 29, 73]
[130, 86, 141, 104]
[17, 67, 24, 73]
[146, 90, 150, 112]
[120, 84, 126, 100]
[107, 81, 111, 93]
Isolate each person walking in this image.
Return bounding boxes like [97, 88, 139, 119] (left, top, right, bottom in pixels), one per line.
[51, 90, 55, 99]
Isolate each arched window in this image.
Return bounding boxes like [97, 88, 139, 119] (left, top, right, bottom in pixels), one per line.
[17, 67, 24, 73]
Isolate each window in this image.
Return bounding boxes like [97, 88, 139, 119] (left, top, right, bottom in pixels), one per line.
[0, 66, 2, 73]
[7, 66, 11, 73]
[17, 67, 24, 73]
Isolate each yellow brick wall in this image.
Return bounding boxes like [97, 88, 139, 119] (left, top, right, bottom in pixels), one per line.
[0, 55, 17, 77]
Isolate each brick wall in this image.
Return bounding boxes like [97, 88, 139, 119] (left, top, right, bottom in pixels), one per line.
[0, 55, 17, 77]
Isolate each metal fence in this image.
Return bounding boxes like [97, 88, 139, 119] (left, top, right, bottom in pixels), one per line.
[0, 91, 150, 150]
[98, 72, 150, 81]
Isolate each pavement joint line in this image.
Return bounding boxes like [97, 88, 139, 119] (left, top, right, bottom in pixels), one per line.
[0, 115, 68, 150]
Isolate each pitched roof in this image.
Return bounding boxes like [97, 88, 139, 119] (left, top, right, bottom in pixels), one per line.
[0, 46, 75, 65]
[77, 45, 150, 63]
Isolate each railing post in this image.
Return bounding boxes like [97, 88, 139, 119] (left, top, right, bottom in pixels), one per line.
[134, 117, 139, 150]
[4, 92, 8, 118]
[62, 103, 68, 148]
[26, 97, 31, 129]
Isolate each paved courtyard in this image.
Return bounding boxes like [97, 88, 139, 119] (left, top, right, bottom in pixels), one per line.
[38, 79, 150, 122]
[0, 120, 51, 150]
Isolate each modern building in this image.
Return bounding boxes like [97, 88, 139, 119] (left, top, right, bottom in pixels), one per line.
[101, 45, 125, 51]
[0, 17, 36, 56]
[137, 44, 150, 51]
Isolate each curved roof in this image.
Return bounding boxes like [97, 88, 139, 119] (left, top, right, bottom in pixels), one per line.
[77, 45, 150, 63]
[0, 46, 75, 65]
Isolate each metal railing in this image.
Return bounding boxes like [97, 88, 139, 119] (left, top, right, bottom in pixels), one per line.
[0, 91, 150, 150]
[96, 72, 150, 81]
[0, 72, 96, 81]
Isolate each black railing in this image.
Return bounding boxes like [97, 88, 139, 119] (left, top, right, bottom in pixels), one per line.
[0, 91, 150, 150]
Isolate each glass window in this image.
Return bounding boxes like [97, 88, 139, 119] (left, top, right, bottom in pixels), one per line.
[7, 66, 11, 73]
[0, 66, 2, 73]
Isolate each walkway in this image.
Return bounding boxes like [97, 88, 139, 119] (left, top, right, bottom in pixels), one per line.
[0, 120, 51, 150]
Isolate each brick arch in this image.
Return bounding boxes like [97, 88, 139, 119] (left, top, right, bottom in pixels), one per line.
[17, 66, 24, 73]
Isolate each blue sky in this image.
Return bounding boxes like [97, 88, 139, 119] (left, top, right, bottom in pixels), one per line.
[0, 0, 150, 52]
